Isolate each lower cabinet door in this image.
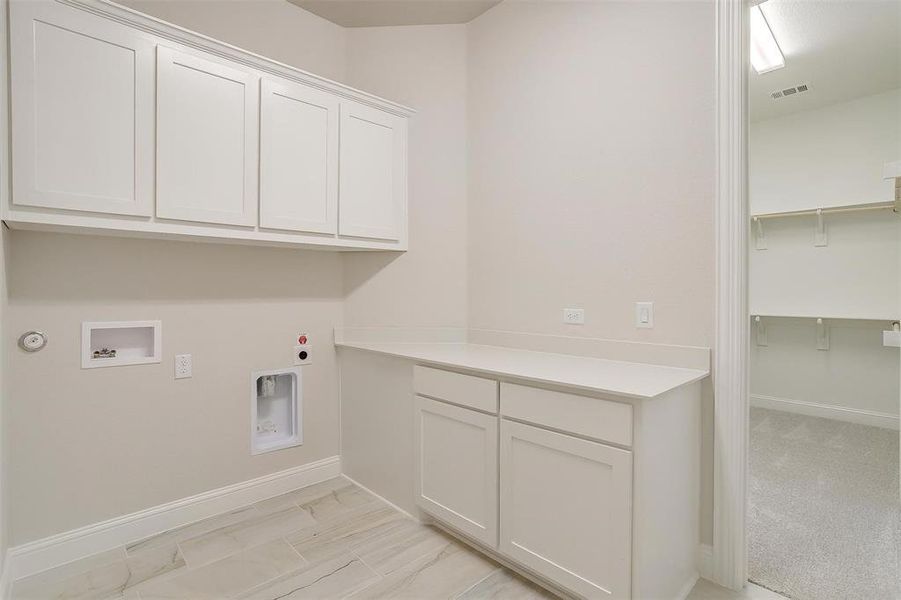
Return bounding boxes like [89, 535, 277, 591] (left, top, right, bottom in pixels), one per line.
[415, 395, 498, 548]
[500, 419, 632, 598]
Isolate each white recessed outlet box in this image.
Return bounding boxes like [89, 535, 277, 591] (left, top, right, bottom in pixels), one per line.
[252, 367, 302, 455]
[563, 308, 585, 325]
[635, 302, 654, 329]
[294, 345, 312, 365]
[81, 320, 161, 369]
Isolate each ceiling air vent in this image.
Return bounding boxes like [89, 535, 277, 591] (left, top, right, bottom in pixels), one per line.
[771, 83, 810, 100]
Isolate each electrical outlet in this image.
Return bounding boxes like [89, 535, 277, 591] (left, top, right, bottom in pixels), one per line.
[175, 354, 192, 379]
[563, 308, 585, 325]
[635, 302, 654, 329]
[294, 345, 312, 365]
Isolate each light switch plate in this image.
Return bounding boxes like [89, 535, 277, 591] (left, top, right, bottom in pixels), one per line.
[635, 302, 654, 329]
[563, 308, 585, 325]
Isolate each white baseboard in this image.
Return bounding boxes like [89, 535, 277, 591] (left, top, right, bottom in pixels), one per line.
[339, 474, 419, 523]
[676, 572, 700, 600]
[5, 456, 341, 582]
[698, 543, 714, 581]
[751, 394, 899, 430]
[0, 560, 12, 600]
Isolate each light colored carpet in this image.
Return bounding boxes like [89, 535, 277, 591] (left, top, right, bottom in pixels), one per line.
[749, 407, 901, 600]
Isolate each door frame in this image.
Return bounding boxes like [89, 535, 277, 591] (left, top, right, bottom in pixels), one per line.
[713, 0, 750, 590]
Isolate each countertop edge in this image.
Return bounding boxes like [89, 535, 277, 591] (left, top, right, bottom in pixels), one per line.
[335, 341, 710, 400]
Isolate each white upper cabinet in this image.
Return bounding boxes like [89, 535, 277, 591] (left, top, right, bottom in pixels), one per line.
[9, 1, 154, 216]
[339, 100, 407, 241]
[156, 47, 259, 227]
[260, 78, 338, 234]
[3, 0, 412, 250]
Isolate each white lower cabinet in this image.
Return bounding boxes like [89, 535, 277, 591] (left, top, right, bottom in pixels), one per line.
[414, 395, 498, 547]
[414, 366, 701, 600]
[500, 419, 632, 599]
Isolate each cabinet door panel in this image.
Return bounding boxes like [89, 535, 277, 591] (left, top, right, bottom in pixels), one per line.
[156, 46, 259, 226]
[415, 396, 498, 548]
[10, 1, 154, 216]
[338, 101, 406, 241]
[260, 78, 337, 234]
[500, 420, 632, 599]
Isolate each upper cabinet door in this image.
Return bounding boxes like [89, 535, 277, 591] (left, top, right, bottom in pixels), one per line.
[338, 101, 407, 241]
[156, 47, 259, 226]
[9, 1, 154, 216]
[260, 78, 338, 234]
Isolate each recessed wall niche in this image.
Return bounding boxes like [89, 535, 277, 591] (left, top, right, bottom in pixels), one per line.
[81, 321, 162, 369]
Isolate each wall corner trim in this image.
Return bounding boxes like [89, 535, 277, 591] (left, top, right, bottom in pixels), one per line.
[713, 0, 749, 591]
[698, 543, 714, 581]
[0, 558, 12, 600]
[5, 456, 341, 582]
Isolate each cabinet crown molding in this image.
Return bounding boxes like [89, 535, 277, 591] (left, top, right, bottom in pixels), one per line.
[56, 0, 416, 118]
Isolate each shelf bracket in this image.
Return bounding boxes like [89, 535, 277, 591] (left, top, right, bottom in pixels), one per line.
[814, 209, 827, 247]
[753, 217, 767, 250]
[754, 316, 767, 346]
[884, 321, 901, 348]
[816, 318, 829, 350]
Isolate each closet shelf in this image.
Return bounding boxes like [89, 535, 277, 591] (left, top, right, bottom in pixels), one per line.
[750, 200, 899, 220]
[750, 311, 899, 322]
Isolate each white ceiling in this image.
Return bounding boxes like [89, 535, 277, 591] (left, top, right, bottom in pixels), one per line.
[751, 0, 901, 121]
[287, 0, 502, 27]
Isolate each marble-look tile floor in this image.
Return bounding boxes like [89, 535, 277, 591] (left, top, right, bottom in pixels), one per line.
[11, 475, 768, 600]
[10, 478, 558, 600]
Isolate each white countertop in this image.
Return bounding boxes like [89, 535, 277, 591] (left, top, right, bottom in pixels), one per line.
[335, 341, 709, 399]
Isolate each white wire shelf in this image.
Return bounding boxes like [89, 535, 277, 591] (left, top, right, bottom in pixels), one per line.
[750, 200, 898, 220]
[750, 311, 899, 322]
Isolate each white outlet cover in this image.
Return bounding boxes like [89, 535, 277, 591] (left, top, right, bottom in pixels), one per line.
[563, 308, 585, 325]
[635, 302, 654, 329]
[175, 354, 192, 379]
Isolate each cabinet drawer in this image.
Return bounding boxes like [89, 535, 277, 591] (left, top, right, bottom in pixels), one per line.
[413, 366, 498, 414]
[500, 383, 632, 446]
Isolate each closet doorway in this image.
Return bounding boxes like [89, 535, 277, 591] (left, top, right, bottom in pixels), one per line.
[747, 1, 900, 598]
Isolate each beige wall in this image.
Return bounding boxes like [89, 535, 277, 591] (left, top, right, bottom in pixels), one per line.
[7, 232, 344, 544]
[343, 24, 469, 328]
[1, 0, 10, 564]
[467, 0, 715, 347]
[0, 229, 7, 561]
[466, 0, 716, 544]
[117, 0, 347, 82]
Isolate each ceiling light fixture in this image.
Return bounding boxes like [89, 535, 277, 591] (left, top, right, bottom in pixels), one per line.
[750, 4, 785, 74]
